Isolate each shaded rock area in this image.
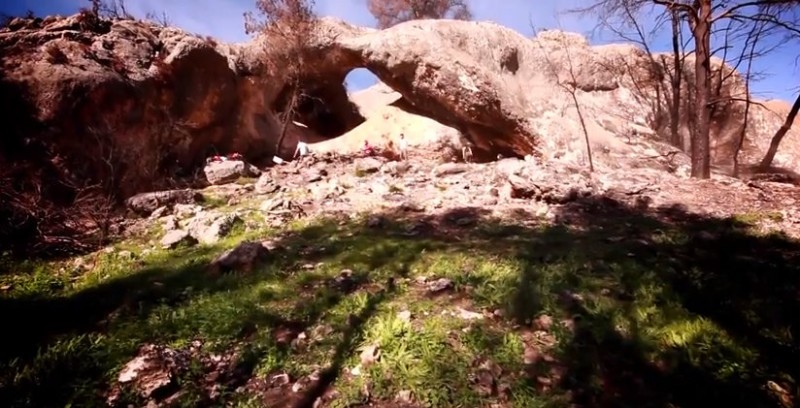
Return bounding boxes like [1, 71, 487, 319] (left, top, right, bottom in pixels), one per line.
[209, 240, 272, 274]
[107, 341, 249, 407]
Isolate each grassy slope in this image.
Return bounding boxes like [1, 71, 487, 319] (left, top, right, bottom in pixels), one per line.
[1, 197, 799, 408]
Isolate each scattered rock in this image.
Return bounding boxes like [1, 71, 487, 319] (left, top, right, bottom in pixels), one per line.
[209, 240, 271, 274]
[117, 250, 134, 260]
[434, 162, 471, 176]
[366, 215, 386, 228]
[360, 344, 381, 367]
[109, 341, 247, 406]
[115, 344, 176, 400]
[255, 174, 280, 194]
[149, 206, 169, 219]
[396, 390, 413, 403]
[126, 190, 201, 215]
[186, 212, 242, 245]
[291, 370, 321, 393]
[470, 357, 503, 397]
[270, 372, 292, 387]
[260, 197, 305, 217]
[534, 314, 553, 331]
[397, 310, 412, 322]
[523, 346, 540, 365]
[384, 161, 412, 176]
[173, 203, 203, 219]
[329, 269, 358, 293]
[160, 230, 196, 249]
[204, 160, 259, 185]
[355, 157, 384, 174]
[426, 278, 454, 294]
[456, 307, 484, 320]
[399, 201, 425, 212]
[162, 215, 179, 231]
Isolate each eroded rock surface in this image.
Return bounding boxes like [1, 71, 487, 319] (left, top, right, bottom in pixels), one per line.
[3, 12, 799, 256]
[126, 189, 202, 215]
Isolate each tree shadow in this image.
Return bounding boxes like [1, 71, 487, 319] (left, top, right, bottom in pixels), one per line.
[0, 229, 405, 407]
[533, 195, 800, 407]
[2, 196, 800, 407]
[291, 285, 394, 408]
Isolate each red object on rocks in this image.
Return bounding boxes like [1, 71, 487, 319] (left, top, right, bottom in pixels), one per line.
[206, 152, 243, 164]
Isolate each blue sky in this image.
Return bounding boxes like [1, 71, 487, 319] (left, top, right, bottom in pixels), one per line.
[2, 0, 797, 101]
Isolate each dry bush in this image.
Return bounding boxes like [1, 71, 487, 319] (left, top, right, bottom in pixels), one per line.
[0, 99, 193, 258]
[77, 42, 93, 57]
[89, 0, 133, 20]
[244, 0, 318, 155]
[145, 10, 171, 27]
[204, 36, 218, 47]
[367, 0, 472, 28]
[44, 43, 68, 64]
[75, 6, 111, 33]
[0, 150, 115, 258]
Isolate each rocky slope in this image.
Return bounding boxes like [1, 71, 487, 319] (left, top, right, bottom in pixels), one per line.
[128, 146, 800, 262]
[2, 12, 798, 256]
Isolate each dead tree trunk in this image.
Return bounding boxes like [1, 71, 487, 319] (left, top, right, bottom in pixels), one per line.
[690, 0, 712, 179]
[274, 82, 299, 158]
[669, 8, 683, 147]
[759, 92, 800, 169]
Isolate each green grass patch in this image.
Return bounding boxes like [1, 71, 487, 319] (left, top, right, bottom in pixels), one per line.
[2, 208, 799, 407]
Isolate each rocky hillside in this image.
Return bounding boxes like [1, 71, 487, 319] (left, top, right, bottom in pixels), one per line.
[2, 11, 798, 255]
[4, 143, 800, 407]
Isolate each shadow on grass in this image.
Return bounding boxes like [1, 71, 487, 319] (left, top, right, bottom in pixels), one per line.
[2, 193, 799, 407]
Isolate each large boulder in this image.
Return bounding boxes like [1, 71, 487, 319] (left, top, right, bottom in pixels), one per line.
[204, 160, 260, 185]
[125, 189, 202, 215]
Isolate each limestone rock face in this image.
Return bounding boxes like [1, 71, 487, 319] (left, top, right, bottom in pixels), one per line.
[298, 19, 794, 169]
[2, 14, 797, 202]
[0, 16, 271, 200]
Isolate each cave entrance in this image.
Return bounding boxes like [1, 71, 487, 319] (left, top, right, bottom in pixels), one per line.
[269, 68, 384, 157]
[271, 67, 504, 163]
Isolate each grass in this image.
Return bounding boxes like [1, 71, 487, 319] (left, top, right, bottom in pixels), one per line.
[1, 198, 799, 407]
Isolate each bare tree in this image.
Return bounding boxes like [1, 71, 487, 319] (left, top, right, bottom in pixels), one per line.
[667, 7, 684, 147]
[368, 0, 472, 29]
[759, 92, 800, 168]
[732, 17, 771, 176]
[577, 2, 687, 147]
[580, 0, 800, 179]
[244, 0, 317, 159]
[88, 0, 133, 19]
[145, 10, 171, 27]
[530, 23, 595, 172]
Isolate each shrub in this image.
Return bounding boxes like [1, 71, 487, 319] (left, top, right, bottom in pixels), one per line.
[44, 43, 68, 64]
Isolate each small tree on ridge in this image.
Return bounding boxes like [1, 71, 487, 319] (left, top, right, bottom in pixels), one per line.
[245, 0, 317, 158]
[368, 0, 472, 28]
